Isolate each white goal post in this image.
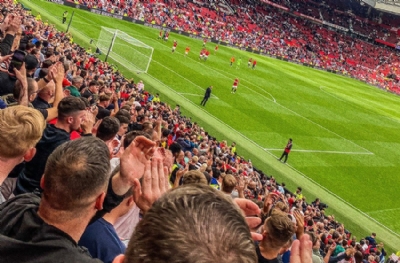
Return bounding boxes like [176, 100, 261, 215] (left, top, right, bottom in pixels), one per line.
[97, 27, 154, 73]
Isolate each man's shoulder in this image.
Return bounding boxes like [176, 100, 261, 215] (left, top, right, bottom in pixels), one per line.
[32, 97, 50, 109]
[0, 72, 16, 96]
[0, 194, 100, 263]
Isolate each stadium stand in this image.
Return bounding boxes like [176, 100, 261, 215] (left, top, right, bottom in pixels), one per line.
[66, 0, 400, 93]
[0, 0, 394, 262]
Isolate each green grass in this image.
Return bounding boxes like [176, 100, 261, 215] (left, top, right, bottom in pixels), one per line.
[26, 0, 400, 250]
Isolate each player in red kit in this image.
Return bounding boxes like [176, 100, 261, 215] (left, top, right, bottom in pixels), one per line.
[252, 59, 257, 70]
[231, 78, 239, 94]
[278, 138, 292, 163]
[214, 45, 219, 54]
[172, 40, 178, 53]
[185, 46, 190, 57]
[204, 49, 210, 61]
[199, 48, 205, 60]
[158, 30, 163, 39]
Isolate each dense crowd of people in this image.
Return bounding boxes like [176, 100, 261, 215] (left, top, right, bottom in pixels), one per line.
[69, 0, 400, 93]
[0, 0, 396, 262]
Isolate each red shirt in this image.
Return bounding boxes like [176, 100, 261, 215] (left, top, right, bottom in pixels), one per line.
[48, 118, 81, 140]
[233, 79, 239, 86]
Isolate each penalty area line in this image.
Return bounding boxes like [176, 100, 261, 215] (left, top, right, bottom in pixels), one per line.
[264, 149, 374, 155]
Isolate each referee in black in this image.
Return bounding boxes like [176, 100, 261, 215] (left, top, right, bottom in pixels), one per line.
[200, 86, 213, 106]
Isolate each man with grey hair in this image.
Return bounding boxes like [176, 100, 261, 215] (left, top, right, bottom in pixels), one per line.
[66, 76, 83, 97]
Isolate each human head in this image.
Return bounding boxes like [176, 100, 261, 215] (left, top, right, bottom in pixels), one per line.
[261, 210, 296, 250]
[99, 94, 111, 108]
[13, 78, 39, 102]
[37, 81, 56, 102]
[115, 114, 129, 137]
[96, 116, 120, 142]
[182, 170, 208, 185]
[72, 76, 83, 88]
[119, 184, 256, 263]
[41, 137, 110, 216]
[221, 174, 237, 194]
[0, 106, 46, 181]
[169, 142, 182, 158]
[88, 80, 99, 94]
[57, 96, 87, 131]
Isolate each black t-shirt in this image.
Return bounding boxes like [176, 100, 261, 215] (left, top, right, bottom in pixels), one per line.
[0, 71, 16, 96]
[32, 96, 50, 110]
[96, 105, 110, 120]
[256, 244, 282, 263]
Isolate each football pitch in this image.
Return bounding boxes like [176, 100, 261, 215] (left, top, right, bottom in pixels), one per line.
[26, 0, 400, 249]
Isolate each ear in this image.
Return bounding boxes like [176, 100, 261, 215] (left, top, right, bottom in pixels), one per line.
[23, 148, 37, 162]
[40, 176, 45, 190]
[95, 191, 106, 211]
[67, 116, 74, 124]
[112, 254, 125, 263]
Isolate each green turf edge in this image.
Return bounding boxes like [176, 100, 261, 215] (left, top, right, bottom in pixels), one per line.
[23, 0, 400, 251]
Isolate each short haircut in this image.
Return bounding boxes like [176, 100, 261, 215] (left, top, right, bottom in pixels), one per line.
[99, 94, 111, 102]
[0, 106, 46, 158]
[126, 184, 257, 263]
[222, 174, 237, 193]
[79, 97, 91, 108]
[115, 114, 129, 125]
[123, 131, 151, 149]
[57, 96, 86, 119]
[169, 142, 182, 156]
[96, 116, 120, 142]
[13, 78, 37, 99]
[115, 109, 130, 120]
[42, 137, 110, 212]
[89, 80, 98, 86]
[182, 170, 208, 185]
[71, 76, 83, 85]
[263, 210, 296, 249]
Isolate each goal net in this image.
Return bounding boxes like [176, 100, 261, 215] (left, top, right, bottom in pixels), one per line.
[97, 27, 154, 73]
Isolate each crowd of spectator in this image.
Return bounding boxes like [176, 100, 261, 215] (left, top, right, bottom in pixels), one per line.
[0, 0, 396, 262]
[69, 0, 400, 93]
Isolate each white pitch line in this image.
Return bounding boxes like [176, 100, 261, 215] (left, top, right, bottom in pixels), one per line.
[366, 207, 400, 214]
[151, 59, 219, 99]
[119, 29, 277, 103]
[127, 31, 372, 155]
[321, 86, 400, 125]
[264, 148, 374, 155]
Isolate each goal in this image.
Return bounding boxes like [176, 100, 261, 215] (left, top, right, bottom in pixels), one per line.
[97, 27, 154, 73]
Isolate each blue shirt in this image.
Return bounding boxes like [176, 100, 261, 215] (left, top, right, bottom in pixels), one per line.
[79, 218, 126, 263]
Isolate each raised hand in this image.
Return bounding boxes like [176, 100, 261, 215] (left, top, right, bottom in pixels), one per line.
[234, 198, 262, 241]
[290, 234, 313, 263]
[120, 136, 156, 185]
[132, 158, 169, 214]
[293, 209, 305, 238]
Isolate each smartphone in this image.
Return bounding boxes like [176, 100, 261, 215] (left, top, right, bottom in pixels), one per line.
[8, 50, 27, 74]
